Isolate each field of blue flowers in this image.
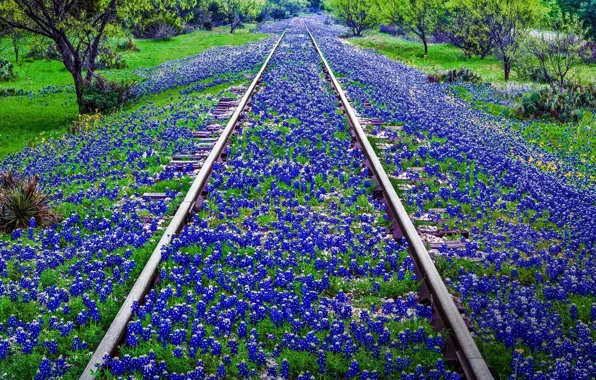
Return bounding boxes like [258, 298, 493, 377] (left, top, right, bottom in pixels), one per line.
[302, 17, 596, 379]
[102, 29, 458, 380]
[1, 14, 595, 380]
[0, 38, 275, 378]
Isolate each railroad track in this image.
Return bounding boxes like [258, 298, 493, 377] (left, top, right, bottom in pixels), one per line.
[306, 28, 492, 380]
[81, 29, 492, 379]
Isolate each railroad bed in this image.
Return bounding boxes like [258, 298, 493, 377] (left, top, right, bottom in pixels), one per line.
[80, 25, 492, 379]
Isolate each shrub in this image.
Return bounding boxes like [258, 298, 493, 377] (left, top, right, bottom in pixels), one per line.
[26, 37, 61, 61]
[0, 172, 58, 232]
[144, 23, 178, 40]
[0, 88, 31, 97]
[202, 20, 213, 31]
[517, 82, 596, 122]
[80, 78, 136, 114]
[134, 16, 182, 40]
[0, 57, 17, 82]
[516, 15, 587, 93]
[117, 38, 139, 52]
[427, 67, 482, 84]
[182, 24, 196, 35]
[379, 24, 398, 36]
[271, 7, 287, 20]
[67, 113, 103, 135]
[97, 46, 128, 70]
[580, 41, 596, 64]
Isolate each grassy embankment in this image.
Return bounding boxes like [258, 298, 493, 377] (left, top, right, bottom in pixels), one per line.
[352, 34, 596, 176]
[0, 27, 268, 156]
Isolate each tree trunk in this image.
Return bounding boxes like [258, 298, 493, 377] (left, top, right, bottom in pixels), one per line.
[55, 36, 86, 113]
[503, 56, 511, 81]
[73, 68, 86, 113]
[419, 28, 428, 56]
[229, 15, 237, 34]
[11, 32, 19, 62]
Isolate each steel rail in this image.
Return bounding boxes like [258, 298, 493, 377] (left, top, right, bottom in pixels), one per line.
[306, 29, 493, 380]
[80, 31, 286, 380]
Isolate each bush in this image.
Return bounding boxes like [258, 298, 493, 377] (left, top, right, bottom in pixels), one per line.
[134, 16, 182, 40]
[144, 23, 178, 40]
[517, 82, 596, 122]
[0, 172, 58, 232]
[67, 113, 103, 135]
[427, 67, 482, 84]
[0, 57, 17, 81]
[379, 24, 398, 36]
[0, 88, 31, 97]
[271, 7, 287, 20]
[97, 46, 128, 70]
[26, 37, 61, 61]
[580, 41, 596, 64]
[117, 38, 139, 52]
[80, 78, 136, 114]
[182, 24, 196, 35]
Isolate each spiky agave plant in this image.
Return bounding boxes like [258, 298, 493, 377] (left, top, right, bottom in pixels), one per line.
[0, 173, 58, 232]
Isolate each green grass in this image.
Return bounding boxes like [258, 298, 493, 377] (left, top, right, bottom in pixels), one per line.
[0, 27, 268, 157]
[352, 34, 596, 176]
[351, 34, 596, 85]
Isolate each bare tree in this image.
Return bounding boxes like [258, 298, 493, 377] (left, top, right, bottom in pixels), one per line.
[518, 14, 588, 92]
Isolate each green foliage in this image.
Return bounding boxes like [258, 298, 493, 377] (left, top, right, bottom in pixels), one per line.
[443, 4, 492, 58]
[328, 0, 378, 37]
[451, 0, 546, 81]
[0, 172, 57, 232]
[518, 82, 596, 122]
[117, 37, 140, 51]
[556, 0, 596, 41]
[80, 78, 136, 114]
[25, 36, 61, 61]
[267, 0, 309, 17]
[67, 113, 104, 135]
[215, 0, 264, 33]
[374, 0, 446, 54]
[98, 45, 128, 69]
[0, 56, 15, 81]
[133, 14, 184, 39]
[0, 87, 29, 97]
[427, 66, 482, 83]
[516, 14, 588, 92]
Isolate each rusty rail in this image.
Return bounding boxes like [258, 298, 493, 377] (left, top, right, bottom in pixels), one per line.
[306, 28, 493, 380]
[80, 31, 286, 379]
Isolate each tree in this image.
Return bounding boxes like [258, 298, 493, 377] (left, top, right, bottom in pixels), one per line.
[216, 0, 263, 33]
[328, 0, 378, 37]
[458, 0, 544, 81]
[556, 0, 596, 41]
[374, 0, 446, 55]
[0, 11, 24, 62]
[444, 6, 493, 58]
[517, 14, 588, 92]
[0, 0, 135, 111]
[128, 0, 198, 37]
[271, 0, 309, 16]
